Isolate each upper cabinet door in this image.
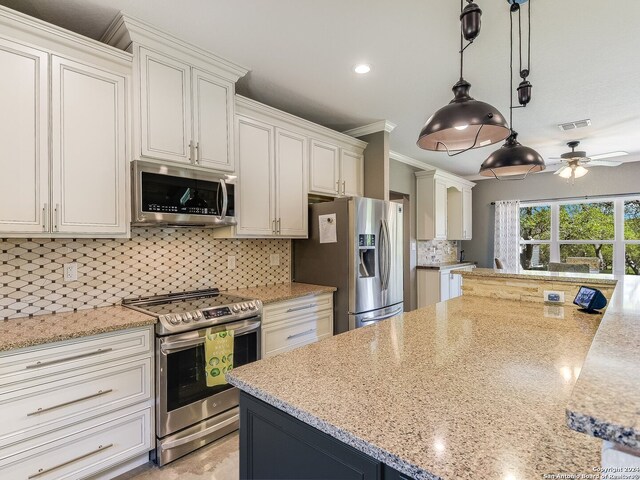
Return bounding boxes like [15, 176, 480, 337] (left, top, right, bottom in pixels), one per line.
[462, 187, 472, 240]
[139, 47, 192, 164]
[340, 149, 363, 197]
[434, 180, 448, 240]
[236, 116, 275, 236]
[275, 128, 307, 237]
[0, 39, 49, 234]
[51, 56, 128, 235]
[309, 140, 340, 196]
[192, 68, 234, 172]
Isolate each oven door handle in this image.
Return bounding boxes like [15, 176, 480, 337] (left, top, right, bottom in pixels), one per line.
[160, 412, 239, 451]
[160, 322, 261, 353]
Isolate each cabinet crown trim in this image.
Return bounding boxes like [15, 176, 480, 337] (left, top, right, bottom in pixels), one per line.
[236, 95, 367, 150]
[342, 120, 396, 137]
[415, 169, 475, 188]
[0, 5, 132, 65]
[101, 13, 248, 82]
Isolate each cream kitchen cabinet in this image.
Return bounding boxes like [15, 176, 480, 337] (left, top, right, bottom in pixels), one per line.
[222, 115, 307, 238]
[416, 170, 474, 240]
[0, 9, 131, 238]
[0, 325, 154, 479]
[261, 293, 334, 358]
[417, 265, 474, 307]
[103, 15, 248, 173]
[138, 48, 236, 171]
[309, 141, 364, 197]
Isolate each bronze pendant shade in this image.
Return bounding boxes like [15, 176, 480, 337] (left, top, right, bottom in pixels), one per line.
[417, 79, 510, 153]
[479, 131, 544, 178]
[417, 0, 510, 154]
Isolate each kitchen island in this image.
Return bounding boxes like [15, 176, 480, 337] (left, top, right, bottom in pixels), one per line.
[227, 295, 605, 479]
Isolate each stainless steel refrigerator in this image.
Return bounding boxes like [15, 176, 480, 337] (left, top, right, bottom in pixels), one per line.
[293, 197, 403, 333]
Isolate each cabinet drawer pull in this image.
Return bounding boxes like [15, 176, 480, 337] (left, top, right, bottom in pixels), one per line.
[26, 389, 113, 416]
[25, 347, 113, 369]
[195, 141, 200, 164]
[286, 303, 318, 313]
[342, 180, 346, 195]
[28, 443, 114, 478]
[336, 180, 340, 194]
[286, 328, 316, 341]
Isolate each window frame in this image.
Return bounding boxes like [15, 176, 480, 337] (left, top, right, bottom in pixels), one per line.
[519, 195, 640, 275]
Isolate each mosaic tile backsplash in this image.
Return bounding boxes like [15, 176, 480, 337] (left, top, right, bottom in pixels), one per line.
[0, 228, 290, 320]
[417, 240, 459, 265]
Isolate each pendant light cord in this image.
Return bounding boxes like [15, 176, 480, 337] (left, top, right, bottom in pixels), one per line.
[460, 0, 464, 80]
[509, 5, 514, 131]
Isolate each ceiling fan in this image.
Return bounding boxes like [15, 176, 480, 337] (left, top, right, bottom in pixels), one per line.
[551, 141, 626, 181]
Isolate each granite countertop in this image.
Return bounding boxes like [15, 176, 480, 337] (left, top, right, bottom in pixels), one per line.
[230, 282, 336, 304]
[566, 275, 640, 449]
[228, 296, 602, 479]
[0, 306, 156, 352]
[456, 267, 618, 285]
[417, 261, 475, 270]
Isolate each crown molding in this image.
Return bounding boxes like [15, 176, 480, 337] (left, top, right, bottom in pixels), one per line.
[101, 12, 249, 81]
[389, 150, 436, 171]
[236, 95, 368, 150]
[343, 120, 397, 138]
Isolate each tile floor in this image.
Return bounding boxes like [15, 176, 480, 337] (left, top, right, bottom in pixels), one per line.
[116, 432, 239, 480]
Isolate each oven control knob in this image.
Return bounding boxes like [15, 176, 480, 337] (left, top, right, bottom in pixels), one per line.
[231, 305, 241, 313]
[193, 311, 202, 321]
[168, 315, 180, 325]
[248, 302, 256, 310]
[180, 314, 191, 323]
[240, 303, 248, 311]
[185, 312, 193, 321]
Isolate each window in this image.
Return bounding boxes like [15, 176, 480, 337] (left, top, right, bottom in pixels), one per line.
[519, 196, 640, 275]
[520, 205, 550, 270]
[624, 200, 640, 275]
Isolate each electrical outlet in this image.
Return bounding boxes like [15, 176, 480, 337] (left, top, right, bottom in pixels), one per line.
[544, 305, 565, 319]
[63, 262, 78, 282]
[544, 290, 565, 304]
[227, 256, 236, 270]
[270, 254, 280, 266]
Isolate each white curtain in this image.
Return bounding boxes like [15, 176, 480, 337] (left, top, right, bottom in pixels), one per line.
[494, 200, 521, 271]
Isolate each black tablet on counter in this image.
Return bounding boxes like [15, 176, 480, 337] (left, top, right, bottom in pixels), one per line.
[573, 286, 607, 313]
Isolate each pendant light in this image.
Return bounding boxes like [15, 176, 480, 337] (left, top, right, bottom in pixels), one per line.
[417, 0, 510, 155]
[479, 0, 545, 179]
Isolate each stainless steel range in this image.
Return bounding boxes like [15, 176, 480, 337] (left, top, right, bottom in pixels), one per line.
[123, 289, 262, 466]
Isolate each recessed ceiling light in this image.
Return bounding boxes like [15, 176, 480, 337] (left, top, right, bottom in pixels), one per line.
[353, 64, 371, 74]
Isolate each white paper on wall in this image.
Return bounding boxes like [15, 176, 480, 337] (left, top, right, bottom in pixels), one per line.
[319, 214, 337, 243]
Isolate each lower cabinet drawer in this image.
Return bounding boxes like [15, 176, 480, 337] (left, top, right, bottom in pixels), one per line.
[0, 405, 152, 480]
[262, 293, 333, 325]
[0, 357, 152, 448]
[263, 311, 333, 358]
[0, 326, 153, 391]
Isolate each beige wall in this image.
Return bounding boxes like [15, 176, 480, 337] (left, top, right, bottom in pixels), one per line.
[361, 131, 390, 201]
[463, 161, 640, 268]
[390, 159, 420, 311]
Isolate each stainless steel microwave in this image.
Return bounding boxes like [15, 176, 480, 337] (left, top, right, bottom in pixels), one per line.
[131, 160, 236, 227]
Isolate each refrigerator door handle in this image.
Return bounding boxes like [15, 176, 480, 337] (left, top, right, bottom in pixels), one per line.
[381, 219, 391, 290]
[378, 220, 387, 290]
[360, 306, 403, 323]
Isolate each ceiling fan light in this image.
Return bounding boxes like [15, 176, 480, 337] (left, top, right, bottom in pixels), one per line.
[573, 165, 589, 178]
[478, 131, 546, 178]
[418, 79, 510, 152]
[558, 167, 572, 179]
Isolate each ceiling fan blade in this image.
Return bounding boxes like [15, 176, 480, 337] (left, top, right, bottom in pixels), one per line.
[586, 160, 623, 167]
[554, 166, 569, 175]
[590, 151, 628, 161]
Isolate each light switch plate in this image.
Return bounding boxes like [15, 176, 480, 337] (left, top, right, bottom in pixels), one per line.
[227, 256, 236, 270]
[270, 254, 280, 266]
[544, 290, 565, 303]
[63, 262, 78, 282]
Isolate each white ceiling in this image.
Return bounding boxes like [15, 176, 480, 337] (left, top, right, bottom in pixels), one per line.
[4, 0, 640, 178]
